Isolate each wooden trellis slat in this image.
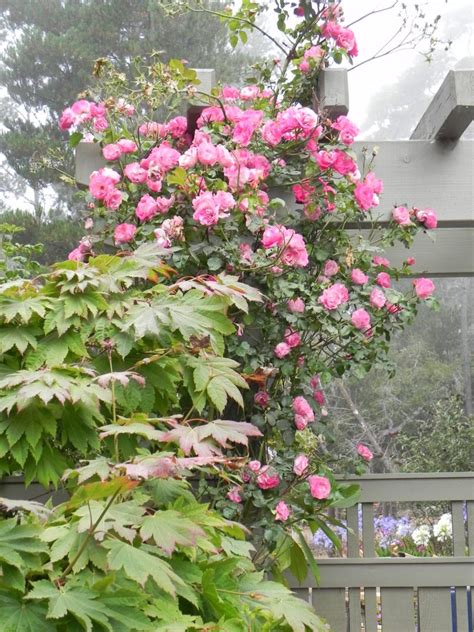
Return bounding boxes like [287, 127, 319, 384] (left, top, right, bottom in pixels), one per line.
[311, 588, 348, 632]
[380, 587, 416, 632]
[418, 587, 454, 632]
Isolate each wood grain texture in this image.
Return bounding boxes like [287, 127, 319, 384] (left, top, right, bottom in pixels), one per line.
[381, 588, 416, 632]
[312, 588, 348, 632]
[418, 587, 453, 632]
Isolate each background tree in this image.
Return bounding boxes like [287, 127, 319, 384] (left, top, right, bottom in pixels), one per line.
[323, 278, 473, 473]
[0, 0, 262, 224]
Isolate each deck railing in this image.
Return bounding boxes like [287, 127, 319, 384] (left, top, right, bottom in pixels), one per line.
[290, 472, 474, 632]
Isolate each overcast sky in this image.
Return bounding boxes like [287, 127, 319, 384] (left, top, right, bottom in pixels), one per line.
[341, 0, 473, 134]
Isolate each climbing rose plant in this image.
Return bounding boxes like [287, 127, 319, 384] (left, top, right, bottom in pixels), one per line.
[57, 0, 440, 585]
[0, 2, 443, 629]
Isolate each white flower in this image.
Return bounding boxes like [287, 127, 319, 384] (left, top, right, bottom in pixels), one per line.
[433, 513, 452, 542]
[412, 524, 431, 547]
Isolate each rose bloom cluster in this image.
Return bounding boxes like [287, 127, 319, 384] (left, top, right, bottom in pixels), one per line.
[226, 453, 332, 525]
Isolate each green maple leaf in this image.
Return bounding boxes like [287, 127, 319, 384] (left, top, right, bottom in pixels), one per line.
[238, 574, 330, 632]
[0, 591, 50, 632]
[0, 295, 46, 324]
[185, 355, 248, 413]
[103, 540, 184, 595]
[26, 581, 112, 632]
[140, 509, 206, 555]
[0, 519, 47, 570]
[0, 327, 37, 354]
[75, 500, 145, 543]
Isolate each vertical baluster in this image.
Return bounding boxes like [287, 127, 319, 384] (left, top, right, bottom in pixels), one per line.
[452, 501, 469, 630]
[347, 505, 362, 631]
[362, 503, 378, 632]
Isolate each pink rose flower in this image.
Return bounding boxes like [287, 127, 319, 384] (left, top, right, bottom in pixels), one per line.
[416, 207, 438, 230]
[280, 229, 309, 268]
[392, 206, 412, 226]
[351, 307, 370, 331]
[308, 475, 331, 499]
[376, 272, 391, 288]
[406, 257, 416, 266]
[136, 194, 159, 221]
[294, 414, 308, 430]
[254, 391, 269, 408]
[292, 396, 314, 422]
[102, 143, 122, 161]
[227, 486, 242, 503]
[316, 150, 337, 170]
[197, 141, 219, 166]
[356, 443, 373, 462]
[93, 117, 109, 132]
[370, 287, 386, 309]
[299, 59, 311, 73]
[413, 277, 435, 299]
[117, 138, 138, 154]
[262, 225, 284, 249]
[192, 192, 227, 226]
[313, 390, 325, 406]
[166, 116, 187, 138]
[257, 468, 280, 490]
[354, 182, 375, 211]
[351, 268, 369, 285]
[89, 168, 120, 200]
[68, 246, 85, 261]
[274, 342, 291, 358]
[104, 188, 123, 210]
[288, 298, 305, 313]
[124, 162, 147, 183]
[293, 454, 309, 476]
[323, 260, 339, 277]
[351, 308, 371, 331]
[155, 196, 175, 214]
[284, 329, 301, 348]
[331, 115, 359, 145]
[319, 283, 349, 310]
[365, 172, 383, 194]
[114, 223, 136, 245]
[373, 256, 390, 268]
[275, 500, 290, 521]
[248, 460, 261, 472]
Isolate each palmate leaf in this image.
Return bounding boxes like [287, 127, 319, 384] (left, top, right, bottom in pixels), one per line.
[0, 367, 110, 413]
[26, 581, 114, 632]
[75, 500, 145, 543]
[185, 355, 249, 413]
[140, 509, 206, 555]
[0, 519, 47, 570]
[174, 273, 262, 313]
[0, 327, 37, 354]
[103, 540, 184, 596]
[0, 295, 46, 324]
[0, 591, 50, 632]
[237, 573, 330, 632]
[160, 419, 261, 457]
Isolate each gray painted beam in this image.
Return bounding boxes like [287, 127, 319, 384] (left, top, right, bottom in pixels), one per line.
[334, 473, 474, 503]
[411, 69, 474, 141]
[292, 557, 474, 589]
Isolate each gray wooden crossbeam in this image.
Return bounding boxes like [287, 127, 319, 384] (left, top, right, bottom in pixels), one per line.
[410, 68, 474, 141]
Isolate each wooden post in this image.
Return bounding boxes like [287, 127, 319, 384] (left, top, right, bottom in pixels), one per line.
[186, 68, 216, 137]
